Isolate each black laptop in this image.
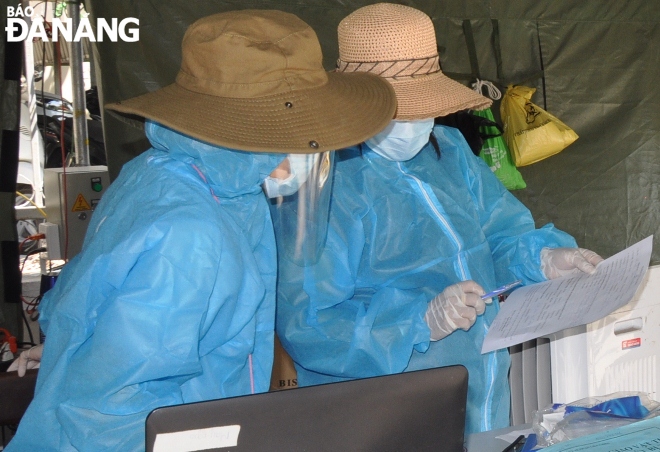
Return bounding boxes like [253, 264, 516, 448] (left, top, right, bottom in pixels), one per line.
[146, 365, 468, 452]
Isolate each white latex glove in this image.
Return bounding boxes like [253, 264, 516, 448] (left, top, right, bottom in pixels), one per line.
[424, 281, 486, 341]
[540, 247, 604, 280]
[7, 344, 43, 377]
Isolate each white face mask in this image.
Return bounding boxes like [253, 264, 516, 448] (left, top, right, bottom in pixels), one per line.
[263, 154, 315, 198]
[365, 119, 434, 161]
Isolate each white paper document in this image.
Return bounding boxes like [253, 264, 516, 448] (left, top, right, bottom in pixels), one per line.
[482, 235, 653, 354]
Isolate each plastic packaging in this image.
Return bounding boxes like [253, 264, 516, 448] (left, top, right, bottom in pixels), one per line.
[500, 85, 578, 167]
[472, 107, 526, 190]
[532, 392, 660, 447]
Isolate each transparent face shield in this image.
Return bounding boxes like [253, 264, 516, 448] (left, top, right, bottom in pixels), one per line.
[264, 151, 334, 266]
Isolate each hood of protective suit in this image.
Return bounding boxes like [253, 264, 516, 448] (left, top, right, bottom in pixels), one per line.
[145, 121, 285, 198]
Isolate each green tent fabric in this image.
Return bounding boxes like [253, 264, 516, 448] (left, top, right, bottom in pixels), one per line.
[85, 0, 660, 264]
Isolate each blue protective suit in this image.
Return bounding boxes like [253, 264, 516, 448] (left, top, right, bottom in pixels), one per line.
[7, 122, 285, 452]
[276, 125, 577, 435]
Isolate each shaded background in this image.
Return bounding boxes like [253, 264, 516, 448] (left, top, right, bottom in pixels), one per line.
[87, 0, 660, 265]
[1, 0, 659, 318]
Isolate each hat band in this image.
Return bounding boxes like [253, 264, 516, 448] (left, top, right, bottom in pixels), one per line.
[336, 55, 440, 80]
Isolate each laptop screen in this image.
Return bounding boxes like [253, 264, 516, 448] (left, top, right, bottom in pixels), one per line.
[146, 365, 468, 452]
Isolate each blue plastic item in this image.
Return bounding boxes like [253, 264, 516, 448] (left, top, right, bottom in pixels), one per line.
[533, 392, 660, 447]
[520, 433, 538, 452]
[564, 395, 650, 419]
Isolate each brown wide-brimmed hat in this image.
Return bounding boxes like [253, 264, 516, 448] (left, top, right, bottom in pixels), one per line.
[106, 10, 397, 153]
[337, 3, 491, 120]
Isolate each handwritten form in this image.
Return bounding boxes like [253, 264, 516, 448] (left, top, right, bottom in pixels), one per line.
[482, 236, 653, 354]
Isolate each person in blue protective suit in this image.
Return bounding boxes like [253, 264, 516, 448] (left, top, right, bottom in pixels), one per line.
[5, 10, 396, 451]
[275, 3, 603, 436]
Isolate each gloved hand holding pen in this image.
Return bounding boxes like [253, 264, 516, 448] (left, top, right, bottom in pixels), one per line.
[425, 280, 486, 341]
[541, 247, 604, 280]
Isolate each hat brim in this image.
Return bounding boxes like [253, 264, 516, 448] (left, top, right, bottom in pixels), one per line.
[105, 72, 396, 153]
[388, 71, 492, 120]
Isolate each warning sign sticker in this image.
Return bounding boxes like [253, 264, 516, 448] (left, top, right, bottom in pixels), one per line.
[72, 194, 92, 212]
[622, 338, 641, 350]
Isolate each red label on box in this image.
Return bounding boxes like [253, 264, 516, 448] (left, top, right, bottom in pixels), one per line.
[622, 338, 641, 350]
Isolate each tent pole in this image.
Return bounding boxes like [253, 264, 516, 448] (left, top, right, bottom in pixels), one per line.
[21, 0, 45, 207]
[67, 0, 90, 167]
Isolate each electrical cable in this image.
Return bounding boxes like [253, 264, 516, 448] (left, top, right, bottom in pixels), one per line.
[20, 295, 41, 310]
[15, 191, 47, 217]
[44, 261, 66, 274]
[29, 299, 41, 321]
[55, 37, 69, 261]
[19, 234, 45, 254]
[20, 247, 46, 273]
[20, 310, 37, 348]
[46, 5, 70, 261]
[500, 434, 526, 452]
[40, 1, 48, 166]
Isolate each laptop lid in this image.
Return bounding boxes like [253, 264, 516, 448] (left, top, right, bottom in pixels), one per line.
[146, 365, 468, 452]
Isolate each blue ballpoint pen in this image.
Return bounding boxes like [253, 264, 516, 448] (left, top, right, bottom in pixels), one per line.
[481, 280, 523, 300]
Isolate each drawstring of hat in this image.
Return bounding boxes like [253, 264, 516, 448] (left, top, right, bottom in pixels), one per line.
[472, 79, 501, 100]
[191, 163, 256, 394]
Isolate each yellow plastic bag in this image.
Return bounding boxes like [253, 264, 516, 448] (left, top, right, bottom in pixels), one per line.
[500, 85, 578, 166]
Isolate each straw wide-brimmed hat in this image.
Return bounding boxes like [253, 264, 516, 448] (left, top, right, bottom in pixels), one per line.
[337, 3, 491, 120]
[106, 10, 396, 153]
